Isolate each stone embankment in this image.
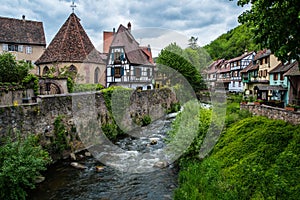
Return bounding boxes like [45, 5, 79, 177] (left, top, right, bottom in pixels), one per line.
[240, 103, 300, 125]
[0, 88, 177, 159]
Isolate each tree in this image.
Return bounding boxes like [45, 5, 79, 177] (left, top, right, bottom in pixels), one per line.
[156, 47, 206, 92]
[188, 36, 199, 50]
[0, 53, 33, 83]
[234, 0, 300, 62]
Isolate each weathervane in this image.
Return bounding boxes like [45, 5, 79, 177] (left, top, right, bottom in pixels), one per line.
[70, 0, 76, 13]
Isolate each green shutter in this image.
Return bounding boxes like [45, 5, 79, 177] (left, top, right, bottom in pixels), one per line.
[111, 68, 115, 76]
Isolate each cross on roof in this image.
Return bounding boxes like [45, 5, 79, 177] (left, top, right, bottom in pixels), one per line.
[70, 0, 76, 13]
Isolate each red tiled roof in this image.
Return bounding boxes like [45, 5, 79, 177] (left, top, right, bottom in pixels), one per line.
[206, 59, 225, 73]
[110, 24, 153, 66]
[36, 13, 104, 65]
[0, 16, 46, 45]
[240, 62, 259, 73]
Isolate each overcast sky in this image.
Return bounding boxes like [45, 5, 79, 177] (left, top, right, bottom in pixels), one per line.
[2, 0, 250, 56]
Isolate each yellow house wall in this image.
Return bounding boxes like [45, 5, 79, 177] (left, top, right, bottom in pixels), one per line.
[257, 54, 280, 82]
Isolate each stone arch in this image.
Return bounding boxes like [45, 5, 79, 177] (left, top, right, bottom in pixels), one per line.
[94, 67, 100, 83]
[39, 79, 65, 95]
[43, 66, 49, 75]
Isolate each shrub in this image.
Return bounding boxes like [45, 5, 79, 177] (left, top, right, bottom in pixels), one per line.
[141, 115, 151, 126]
[0, 134, 51, 200]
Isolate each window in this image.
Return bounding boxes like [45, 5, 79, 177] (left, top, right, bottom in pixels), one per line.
[18, 45, 23, 52]
[43, 66, 49, 75]
[233, 81, 235, 87]
[135, 68, 141, 78]
[239, 82, 241, 87]
[69, 65, 77, 74]
[274, 73, 278, 80]
[94, 67, 100, 83]
[2, 44, 8, 51]
[147, 68, 151, 78]
[26, 46, 32, 54]
[114, 67, 122, 78]
[280, 73, 284, 80]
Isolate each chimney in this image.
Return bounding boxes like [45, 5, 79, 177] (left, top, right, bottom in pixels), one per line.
[127, 22, 131, 32]
[244, 49, 248, 54]
[22, 15, 25, 22]
[113, 27, 115, 35]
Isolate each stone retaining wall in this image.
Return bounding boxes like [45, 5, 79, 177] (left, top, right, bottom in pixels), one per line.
[240, 103, 300, 125]
[0, 88, 177, 157]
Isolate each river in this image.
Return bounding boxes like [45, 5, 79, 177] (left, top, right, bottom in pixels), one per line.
[29, 116, 178, 200]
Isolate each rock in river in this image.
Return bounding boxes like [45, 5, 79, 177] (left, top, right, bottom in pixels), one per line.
[70, 162, 87, 169]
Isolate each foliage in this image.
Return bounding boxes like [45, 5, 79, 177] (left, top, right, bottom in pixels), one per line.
[204, 24, 260, 60]
[52, 115, 69, 153]
[174, 158, 238, 200]
[235, 0, 300, 63]
[141, 115, 151, 126]
[67, 77, 74, 93]
[101, 123, 120, 141]
[167, 102, 181, 114]
[0, 53, 33, 83]
[175, 114, 300, 199]
[156, 48, 206, 92]
[166, 101, 211, 162]
[22, 74, 39, 96]
[0, 134, 51, 200]
[73, 83, 104, 93]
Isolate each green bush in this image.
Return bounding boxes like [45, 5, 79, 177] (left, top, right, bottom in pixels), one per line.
[0, 135, 51, 200]
[73, 83, 104, 93]
[175, 116, 300, 199]
[141, 114, 151, 126]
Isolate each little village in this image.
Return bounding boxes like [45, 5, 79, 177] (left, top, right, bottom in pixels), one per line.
[0, 1, 299, 200]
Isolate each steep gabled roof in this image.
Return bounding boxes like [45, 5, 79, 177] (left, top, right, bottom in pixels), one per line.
[284, 61, 300, 76]
[36, 13, 104, 65]
[110, 24, 153, 66]
[269, 61, 296, 74]
[227, 51, 255, 63]
[0, 16, 46, 45]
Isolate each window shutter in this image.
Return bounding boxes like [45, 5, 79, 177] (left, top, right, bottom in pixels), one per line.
[133, 67, 136, 76]
[111, 52, 114, 61]
[111, 68, 115, 76]
[121, 67, 124, 76]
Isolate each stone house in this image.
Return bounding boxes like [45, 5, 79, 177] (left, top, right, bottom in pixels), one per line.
[0, 15, 46, 74]
[105, 23, 155, 90]
[35, 13, 106, 92]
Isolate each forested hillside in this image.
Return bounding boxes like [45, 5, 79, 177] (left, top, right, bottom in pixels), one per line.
[203, 24, 261, 60]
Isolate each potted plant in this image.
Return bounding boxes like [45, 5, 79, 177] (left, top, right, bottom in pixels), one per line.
[254, 99, 263, 105]
[285, 104, 299, 111]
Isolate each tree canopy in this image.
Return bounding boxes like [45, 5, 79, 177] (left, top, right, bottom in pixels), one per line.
[156, 44, 206, 92]
[0, 53, 32, 83]
[234, 0, 300, 62]
[204, 24, 260, 60]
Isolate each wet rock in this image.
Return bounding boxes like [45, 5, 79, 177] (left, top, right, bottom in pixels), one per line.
[149, 138, 159, 145]
[70, 162, 87, 169]
[70, 152, 76, 161]
[34, 176, 45, 183]
[85, 151, 92, 157]
[154, 161, 168, 168]
[95, 166, 104, 172]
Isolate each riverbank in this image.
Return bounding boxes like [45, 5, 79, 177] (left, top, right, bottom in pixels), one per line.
[173, 97, 300, 199]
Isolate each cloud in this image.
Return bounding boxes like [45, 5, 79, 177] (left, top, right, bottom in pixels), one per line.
[1, 0, 250, 54]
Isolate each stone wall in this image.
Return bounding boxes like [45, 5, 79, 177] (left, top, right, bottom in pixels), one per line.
[0, 88, 177, 157]
[0, 89, 35, 105]
[240, 103, 300, 125]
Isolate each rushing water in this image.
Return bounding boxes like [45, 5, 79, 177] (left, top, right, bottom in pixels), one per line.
[29, 116, 178, 200]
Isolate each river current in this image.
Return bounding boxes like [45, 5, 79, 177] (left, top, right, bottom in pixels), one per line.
[29, 115, 178, 200]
